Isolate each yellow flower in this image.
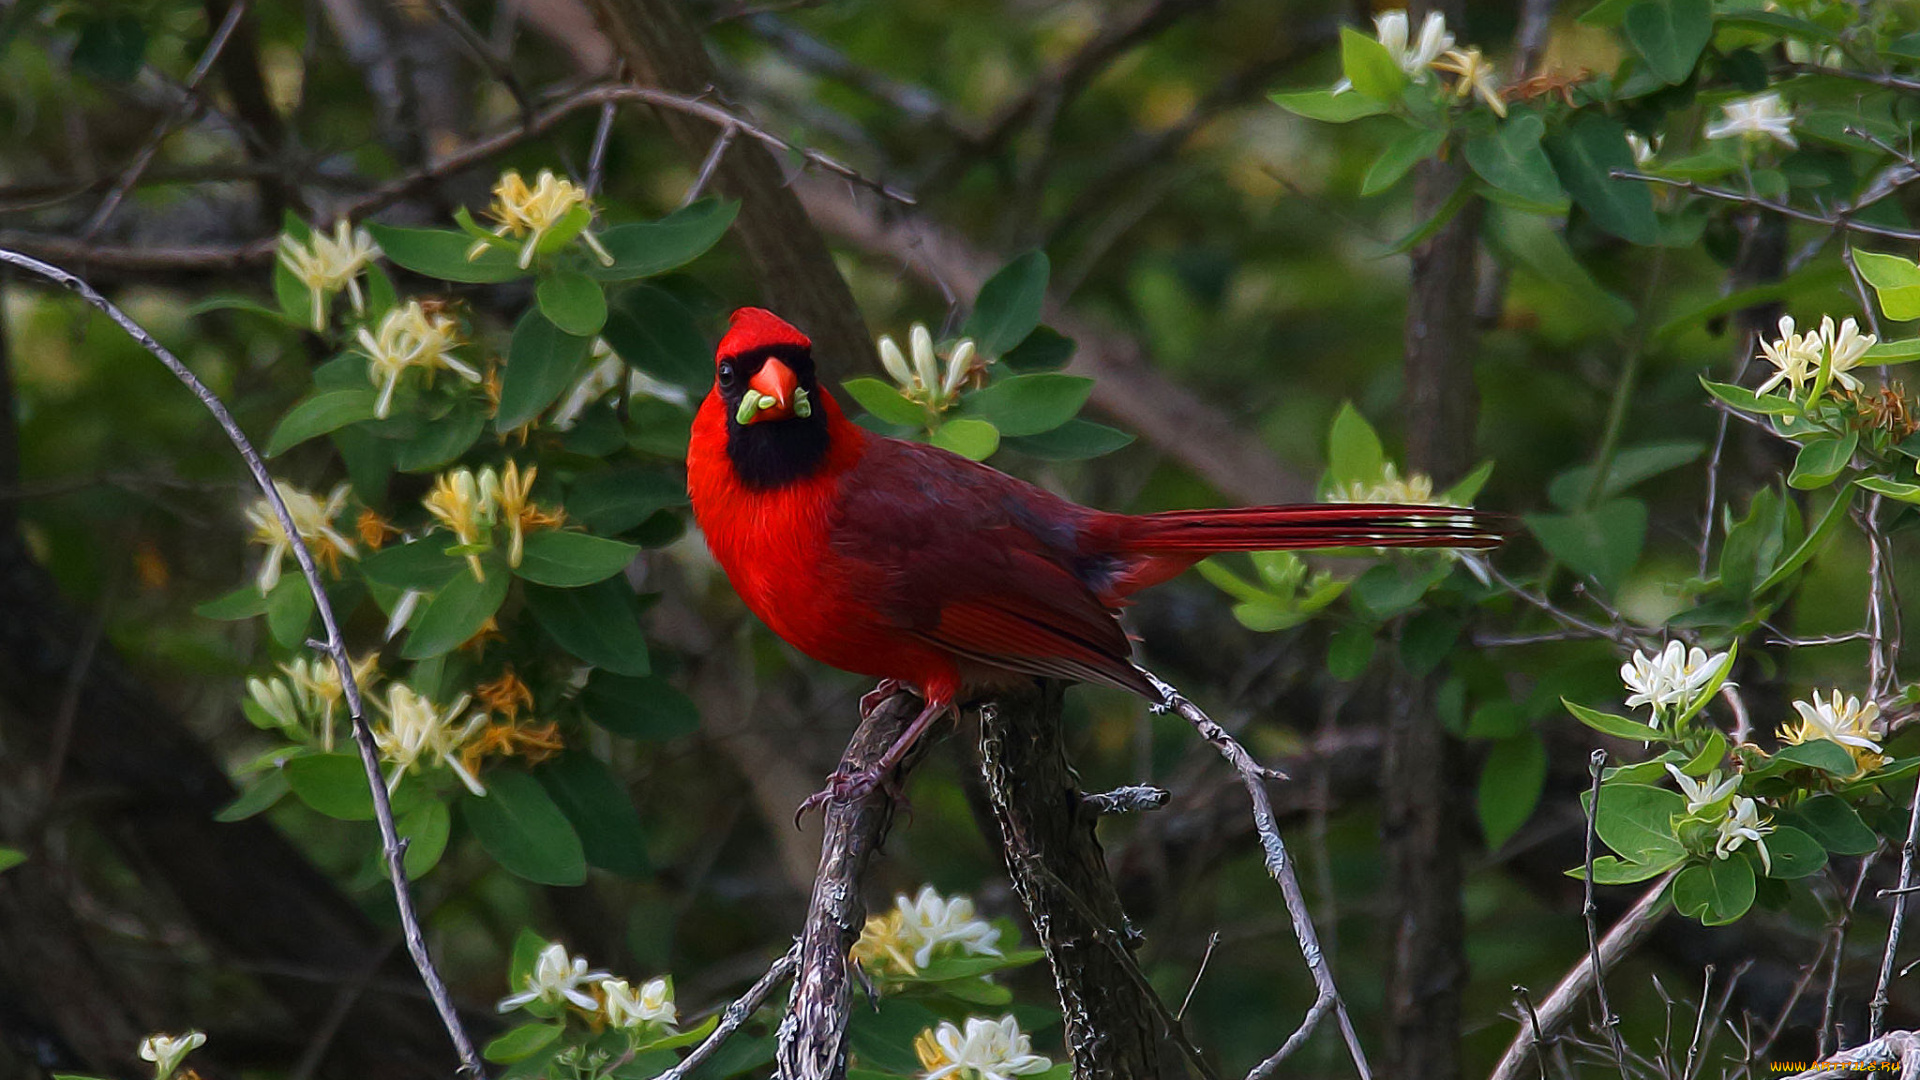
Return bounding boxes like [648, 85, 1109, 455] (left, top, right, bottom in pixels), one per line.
[1433, 47, 1506, 117]
[245, 481, 357, 593]
[371, 684, 486, 795]
[1779, 690, 1885, 775]
[423, 466, 500, 580]
[278, 653, 381, 751]
[852, 910, 919, 976]
[277, 220, 379, 331]
[494, 460, 563, 567]
[356, 301, 479, 418]
[472, 169, 614, 269]
[1328, 463, 1446, 506]
[914, 1028, 952, 1076]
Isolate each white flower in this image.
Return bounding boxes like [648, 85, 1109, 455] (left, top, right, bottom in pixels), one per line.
[1756, 315, 1821, 398]
[1625, 131, 1661, 166]
[248, 655, 379, 750]
[1664, 763, 1738, 815]
[139, 1031, 206, 1080]
[277, 220, 379, 331]
[473, 169, 613, 269]
[600, 976, 677, 1029]
[1714, 795, 1774, 874]
[245, 481, 357, 594]
[1432, 46, 1506, 117]
[1374, 10, 1453, 80]
[1706, 93, 1796, 150]
[1819, 314, 1876, 394]
[1620, 641, 1730, 713]
[549, 341, 691, 429]
[356, 301, 478, 418]
[876, 324, 982, 410]
[1781, 690, 1884, 770]
[385, 588, 422, 641]
[1328, 463, 1445, 506]
[498, 942, 610, 1013]
[916, 1016, 1051, 1080]
[896, 886, 1003, 969]
[372, 685, 486, 795]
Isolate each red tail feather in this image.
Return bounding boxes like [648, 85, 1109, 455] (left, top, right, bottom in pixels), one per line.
[1102, 503, 1508, 554]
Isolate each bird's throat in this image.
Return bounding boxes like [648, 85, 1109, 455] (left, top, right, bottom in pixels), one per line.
[724, 411, 833, 489]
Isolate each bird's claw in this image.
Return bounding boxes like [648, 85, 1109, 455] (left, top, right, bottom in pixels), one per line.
[859, 679, 906, 719]
[792, 764, 902, 826]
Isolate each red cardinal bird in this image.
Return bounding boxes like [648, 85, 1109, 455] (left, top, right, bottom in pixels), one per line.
[688, 308, 1503, 808]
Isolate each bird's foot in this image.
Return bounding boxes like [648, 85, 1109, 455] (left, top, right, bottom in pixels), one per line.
[793, 764, 902, 825]
[859, 679, 907, 719]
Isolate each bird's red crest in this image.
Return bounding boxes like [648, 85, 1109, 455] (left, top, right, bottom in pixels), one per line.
[719, 307, 811, 365]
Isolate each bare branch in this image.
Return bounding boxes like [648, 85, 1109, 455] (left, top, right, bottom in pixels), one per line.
[659, 944, 799, 1080]
[1612, 169, 1920, 243]
[1583, 750, 1628, 1073]
[0, 248, 484, 1076]
[1780, 1030, 1920, 1079]
[1083, 784, 1170, 814]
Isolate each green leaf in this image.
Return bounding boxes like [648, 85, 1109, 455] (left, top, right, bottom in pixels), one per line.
[513, 531, 640, 587]
[1701, 378, 1799, 416]
[1479, 731, 1547, 848]
[841, 377, 929, 427]
[360, 540, 466, 591]
[71, 14, 146, 82]
[266, 574, 316, 649]
[1788, 431, 1857, 489]
[366, 224, 524, 283]
[523, 580, 652, 675]
[963, 251, 1051, 357]
[1717, 11, 1839, 43]
[1347, 559, 1450, 621]
[398, 799, 451, 879]
[1340, 25, 1406, 101]
[602, 284, 711, 399]
[1782, 794, 1879, 856]
[1328, 625, 1375, 680]
[1545, 114, 1660, 245]
[1400, 609, 1463, 676]
[267, 389, 380, 457]
[1362, 127, 1447, 197]
[1580, 852, 1686, 884]
[1464, 114, 1564, 206]
[1762, 825, 1826, 880]
[1763, 739, 1859, 777]
[581, 672, 700, 741]
[1754, 488, 1848, 596]
[196, 584, 271, 620]
[567, 467, 688, 535]
[497, 308, 595, 432]
[392, 407, 488, 474]
[1622, 0, 1710, 84]
[1672, 857, 1755, 925]
[1563, 699, 1662, 742]
[484, 1022, 565, 1065]
[931, 418, 1001, 460]
[1486, 208, 1632, 330]
[1000, 325, 1076, 371]
[1593, 783, 1687, 863]
[1326, 402, 1385, 487]
[461, 771, 588, 886]
[1548, 442, 1702, 509]
[401, 565, 511, 660]
[0, 846, 23, 874]
[1003, 419, 1134, 460]
[285, 754, 377, 820]
[1525, 498, 1647, 591]
[1865, 339, 1920, 364]
[536, 270, 608, 337]
[1853, 250, 1920, 321]
[587, 199, 739, 282]
[1854, 475, 1920, 502]
[1269, 88, 1389, 123]
[215, 770, 290, 822]
[964, 373, 1094, 436]
[536, 752, 651, 878]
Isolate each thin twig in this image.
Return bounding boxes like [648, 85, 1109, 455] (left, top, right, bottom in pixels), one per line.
[657, 944, 799, 1080]
[79, 0, 249, 240]
[428, 0, 537, 128]
[1140, 669, 1371, 1080]
[1583, 750, 1628, 1074]
[682, 125, 738, 207]
[1083, 784, 1170, 814]
[1873, 772, 1920, 1037]
[1612, 169, 1920, 242]
[585, 100, 618, 197]
[1782, 1030, 1920, 1079]
[1176, 932, 1220, 1022]
[1513, 987, 1549, 1080]
[0, 248, 485, 1076]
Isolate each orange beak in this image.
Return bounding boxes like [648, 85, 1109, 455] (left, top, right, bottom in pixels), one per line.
[742, 357, 802, 424]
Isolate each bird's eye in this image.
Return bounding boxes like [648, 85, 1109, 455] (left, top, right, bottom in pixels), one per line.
[717, 362, 737, 389]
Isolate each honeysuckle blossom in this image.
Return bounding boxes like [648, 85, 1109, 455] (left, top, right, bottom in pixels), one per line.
[1373, 10, 1453, 81]
[139, 1031, 207, 1080]
[600, 976, 677, 1029]
[549, 340, 692, 429]
[371, 684, 486, 795]
[1433, 46, 1505, 117]
[854, 886, 1004, 975]
[472, 169, 614, 269]
[385, 588, 423, 641]
[1781, 690, 1885, 773]
[914, 1016, 1051, 1080]
[492, 460, 563, 568]
[1714, 795, 1774, 873]
[878, 324, 981, 409]
[1705, 93, 1796, 150]
[1756, 315, 1821, 398]
[1328, 463, 1444, 506]
[423, 466, 500, 580]
[1665, 763, 1738, 815]
[1620, 641, 1730, 714]
[1625, 131, 1661, 166]
[278, 220, 379, 331]
[357, 301, 478, 418]
[498, 941, 610, 1013]
[245, 481, 357, 593]
[1819, 314, 1876, 393]
[248, 654, 380, 750]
